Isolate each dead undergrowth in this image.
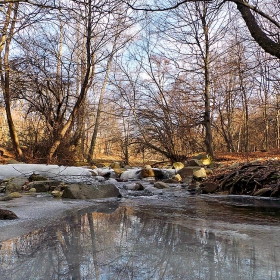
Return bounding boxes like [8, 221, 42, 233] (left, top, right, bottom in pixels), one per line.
[206, 159, 280, 197]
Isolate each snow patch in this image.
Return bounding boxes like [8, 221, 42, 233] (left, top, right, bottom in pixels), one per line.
[0, 164, 95, 182]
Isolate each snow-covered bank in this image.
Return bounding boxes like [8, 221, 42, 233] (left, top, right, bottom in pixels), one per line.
[0, 164, 94, 182]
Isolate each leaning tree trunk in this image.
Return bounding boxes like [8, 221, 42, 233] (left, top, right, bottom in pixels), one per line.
[88, 26, 120, 163]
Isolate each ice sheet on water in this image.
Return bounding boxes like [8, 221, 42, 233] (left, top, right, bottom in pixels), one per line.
[0, 164, 95, 182]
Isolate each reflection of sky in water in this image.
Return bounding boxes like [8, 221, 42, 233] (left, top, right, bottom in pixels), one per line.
[0, 197, 280, 280]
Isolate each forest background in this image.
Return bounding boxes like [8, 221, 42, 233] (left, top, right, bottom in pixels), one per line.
[0, 0, 279, 166]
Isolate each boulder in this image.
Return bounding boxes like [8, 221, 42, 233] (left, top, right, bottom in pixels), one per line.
[94, 175, 106, 182]
[27, 180, 61, 192]
[113, 168, 125, 177]
[178, 166, 207, 180]
[200, 182, 219, 194]
[172, 162, 184, 170]
[176, 168, 194, 183]
[193, 168, 207, 179]
[141, 168, 155, 178]
[0, 196, 12, 201]
[144, 186, 160, 195]
[200, 156, 212, 166]
[191, 154, 212, 166]
[177, 167, 194, 178]
[28, 173, 48, 181]
[51, 190, 63, 197]
[153, 169, 169, 180]
[61, 183, 121, 199]
[123, 182, 144, 191]
[4, 177, 27, 193]
[110, 162, 121, 169]
[154, 181, 169, 189]
[182, 177, 193, 184]
[8, 192, 22, 198]
[188, 183, 198, 190]
[163, 178, 179, 184]
[188, 159, 201, 167]
[173, 174, 182, 182]
[0, 209, 18, 219]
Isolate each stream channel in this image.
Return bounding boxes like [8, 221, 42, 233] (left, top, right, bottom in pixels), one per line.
[1, 194, 280, 280]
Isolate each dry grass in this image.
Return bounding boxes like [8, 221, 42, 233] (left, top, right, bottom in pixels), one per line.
[214, 151, 280, 165]
[1, 147, 280, 167]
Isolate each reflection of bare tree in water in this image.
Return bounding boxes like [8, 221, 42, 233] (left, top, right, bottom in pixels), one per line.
[202, 231, 216, 280]
[55, 213, 82, 279]
[87, 213, 100, 280]
[0, 230, 58, 279]
[1, 203, 280, 280]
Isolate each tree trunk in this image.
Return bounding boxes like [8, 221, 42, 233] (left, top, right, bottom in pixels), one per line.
[46, 0, 94, 163]
[277, 94, 280, 149]
[238, 67, 249, 152]
[201, 10, 214, 158]
[88, 29, 120, 162]
[0, 3, 23, 159]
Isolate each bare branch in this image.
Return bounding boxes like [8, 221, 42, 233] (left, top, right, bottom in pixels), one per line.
[125, 0, 280, 30]
[229, 0, 280, 29]
[0, 0, 59, 9]
[124, 0, 212, 12]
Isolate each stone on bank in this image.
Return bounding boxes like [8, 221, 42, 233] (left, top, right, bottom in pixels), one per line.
[0, 209, 18, 219]
[61, 183, 121, 199]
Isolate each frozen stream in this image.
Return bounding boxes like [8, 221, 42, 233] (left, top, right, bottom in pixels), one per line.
[1, 194, 280, 279]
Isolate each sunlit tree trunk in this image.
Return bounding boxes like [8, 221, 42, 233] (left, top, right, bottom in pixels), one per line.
[88, 25, 121, 162]
[47, 0, 95, 163]
[0, 3, 23, 159]
[261, 64, 270, 151]
[70, 24, 87, 159]
[238, 65, 249, 152]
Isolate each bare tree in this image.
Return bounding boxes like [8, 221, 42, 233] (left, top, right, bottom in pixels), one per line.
[0, 3, 23, 159]
[87, 6, 134, 162]
[11, 0, 130, 163]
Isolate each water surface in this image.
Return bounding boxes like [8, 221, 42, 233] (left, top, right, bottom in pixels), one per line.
[1, 195, 280, 280]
